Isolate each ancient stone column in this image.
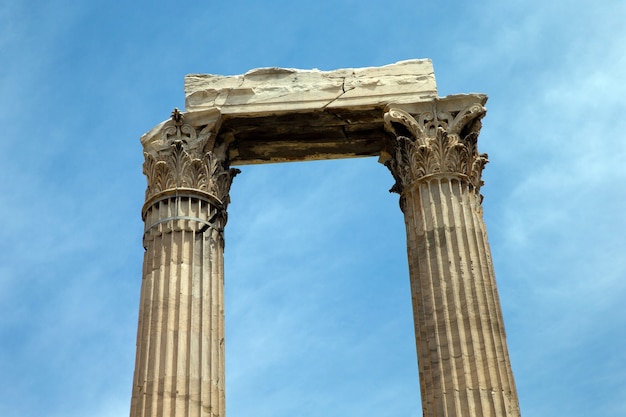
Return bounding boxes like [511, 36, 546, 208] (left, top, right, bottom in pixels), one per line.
[130, 109, 239, 417]
[382, 101, 521, 417]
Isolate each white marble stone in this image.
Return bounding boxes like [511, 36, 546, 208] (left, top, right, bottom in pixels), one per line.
[133, 60, 522, 417]
[185, 59, 437, 114]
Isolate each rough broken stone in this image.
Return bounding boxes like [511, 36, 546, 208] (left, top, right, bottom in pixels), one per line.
[185, 59, 437, 114]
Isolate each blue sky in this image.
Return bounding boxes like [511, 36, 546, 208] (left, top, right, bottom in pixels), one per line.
[1, 0, 625, 416]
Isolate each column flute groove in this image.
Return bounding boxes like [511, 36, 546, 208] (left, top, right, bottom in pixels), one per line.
[408, 186, 430, 409]
[130, 109, 239, 417]
[469, 193, 517, 411]
[382, 103, 521, 417]
[415, 184, 444, 415]
[458, 180, 500, 416]
[448, 180, 489, 416]
[428, 181, 457, 416]
[439, 179, 470, 417]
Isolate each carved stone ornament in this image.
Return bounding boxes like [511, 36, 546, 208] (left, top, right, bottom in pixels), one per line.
[382, 103, 488, 194]
[141, 108, 240, 208]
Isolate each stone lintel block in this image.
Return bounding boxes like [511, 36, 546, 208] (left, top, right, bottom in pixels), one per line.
[141, 61, 487, 165]
[184, 59, 438, 114]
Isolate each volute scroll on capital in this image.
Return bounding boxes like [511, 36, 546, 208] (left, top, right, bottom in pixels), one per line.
[141, 108, 240, 212]
[381, 102, 489, 195]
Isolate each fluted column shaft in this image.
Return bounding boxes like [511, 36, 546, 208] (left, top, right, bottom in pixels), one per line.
[131, 109, 238, 417]
[383, 103, 520, 417]
[131, 192, 226, 417]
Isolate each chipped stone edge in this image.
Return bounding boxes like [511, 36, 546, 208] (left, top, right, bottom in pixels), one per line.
[184, 59, 438, 114]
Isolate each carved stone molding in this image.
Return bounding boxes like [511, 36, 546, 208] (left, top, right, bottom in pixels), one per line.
[131, 61, 523, 417]
[141, 108, 240, 211]
[382, 103, 488, 195]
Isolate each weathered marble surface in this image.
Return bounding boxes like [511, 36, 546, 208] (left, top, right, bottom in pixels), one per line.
[177, 61, 468, 165]
[132, 60, 521, 417]
[185, 59, 437, 114]
[383, 105, 521, 416]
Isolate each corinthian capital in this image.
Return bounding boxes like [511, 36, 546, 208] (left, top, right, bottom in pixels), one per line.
[381, 100, 488, 194]
[140, 108, 240, 208]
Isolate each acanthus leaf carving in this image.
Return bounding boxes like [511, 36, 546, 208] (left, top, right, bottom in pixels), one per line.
[383, 104, 488, 195]
[142, 109, 239, 210]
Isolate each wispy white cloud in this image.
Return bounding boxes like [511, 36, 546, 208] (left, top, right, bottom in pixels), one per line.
[461, 3, 626, 415]
[2, 0, 625, 416]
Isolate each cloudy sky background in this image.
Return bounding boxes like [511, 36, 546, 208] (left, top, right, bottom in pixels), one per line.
[1, 0, 625, 416]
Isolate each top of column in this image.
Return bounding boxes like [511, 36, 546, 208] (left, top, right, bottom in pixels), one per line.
[185, 59, 438, 114]
[141, 59, 486, 166]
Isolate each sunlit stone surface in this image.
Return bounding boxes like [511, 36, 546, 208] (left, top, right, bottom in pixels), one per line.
[131, 60, 521, 417]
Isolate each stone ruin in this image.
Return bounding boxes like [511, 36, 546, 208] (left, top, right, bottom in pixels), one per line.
[130, 59, 521, 417]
